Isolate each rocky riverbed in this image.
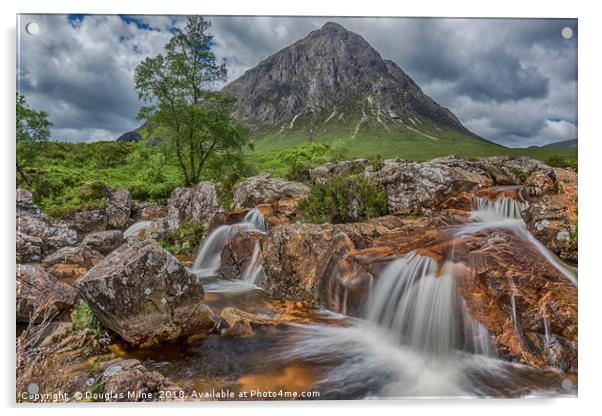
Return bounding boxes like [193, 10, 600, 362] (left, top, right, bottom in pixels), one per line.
[16, 156, 578, 402]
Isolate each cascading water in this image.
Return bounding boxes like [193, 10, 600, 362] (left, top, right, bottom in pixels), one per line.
[191, 208, 268, 282]
[366, 252, 492, 357]
[123, 220, 152, 239]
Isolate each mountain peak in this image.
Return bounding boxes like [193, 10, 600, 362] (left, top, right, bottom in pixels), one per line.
[222, 23, 484, 143]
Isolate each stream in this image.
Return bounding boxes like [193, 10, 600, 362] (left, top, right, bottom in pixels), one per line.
[119, 192, 577, 399]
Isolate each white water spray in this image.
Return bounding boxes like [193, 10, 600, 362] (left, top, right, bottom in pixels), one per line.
[123, 220, 152, 239]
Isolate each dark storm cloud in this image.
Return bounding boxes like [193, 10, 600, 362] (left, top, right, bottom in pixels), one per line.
[17, 14, 577, 146]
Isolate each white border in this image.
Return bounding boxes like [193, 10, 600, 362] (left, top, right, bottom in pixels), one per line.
[2, 1, 600, 415]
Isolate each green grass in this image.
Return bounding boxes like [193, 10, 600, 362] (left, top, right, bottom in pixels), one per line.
[18, 123, 576, 219]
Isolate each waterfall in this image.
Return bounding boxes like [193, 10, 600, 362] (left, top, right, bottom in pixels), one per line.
[243, 208, 268, 232]
[123, 220, 152, 239]
[191, 208, 267, 279]
[365, 252, 492, 357]
[508, 277, 518, 330]
[459, 194, 577, 287]
[240, 241, 265, 285]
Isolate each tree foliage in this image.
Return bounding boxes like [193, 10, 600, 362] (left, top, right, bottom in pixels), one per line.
[16, 93, 51, 184]
[134, 16, 250, 186]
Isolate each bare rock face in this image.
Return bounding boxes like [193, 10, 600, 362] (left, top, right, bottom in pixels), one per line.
[232, 174, 310, 209]
[16, 264, 78, 322]
[261, 211, 468, 309]
[521, 168, 577, 262]
[208, 199, 299, 233]
[310, 159, 370, 184]
[365, 159, 492, 215]
[74, 241, 216, 347]
[133, 204, 168, 221]
[42, 245, 104, 281]
[167, 182, 220, 230]
[16, 190, 77, 262]
[82, 230, 125, 254]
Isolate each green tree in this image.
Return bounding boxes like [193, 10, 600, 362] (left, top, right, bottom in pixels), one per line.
[16, 93, 52, 185]
[134, 16, 249, 186]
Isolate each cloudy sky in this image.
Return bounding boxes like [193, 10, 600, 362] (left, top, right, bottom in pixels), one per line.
[17, 15, 577, 147]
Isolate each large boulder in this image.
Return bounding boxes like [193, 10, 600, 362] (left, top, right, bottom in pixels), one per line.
[65, 209, 108, 235]
[217, 229, 264, 280]
[167, 182, 220, 230]
[521, 168, 577, 262]
[232, 174, 310, 209]
[207, 199, 299, 233]
[132, 203, 168, 221]
[16, 264, 78, 323]
[365, 158, 492, 215]
[74, 241, 216, 347]
[42, 245, 104, 282]
[82, 230, 125, 254]
[261, 211, 468, 309]
[16, 190, 77, 262]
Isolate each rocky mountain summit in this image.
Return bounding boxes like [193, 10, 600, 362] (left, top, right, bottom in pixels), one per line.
[222, 22, 486, 142]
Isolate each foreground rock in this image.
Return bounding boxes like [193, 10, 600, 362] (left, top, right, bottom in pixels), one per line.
[521, 168, 577, 262]
[74, 241, 216, 347]
[16, 265, 78, 322]
[167, 182, 220, 229]
[262, 211, 468, 310]
[42, 245, 104, 282]
[16, 189, 77, 262]
[82, 230, 125, 254]
[232, 174, 309, 209]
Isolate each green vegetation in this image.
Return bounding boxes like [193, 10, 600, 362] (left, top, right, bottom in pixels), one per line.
[545, 155, 578, 171]
[73, 303, 106, 338]
[134, 16, 250, 186]
[16, 93, 52, 185]
[298, 175, 389, 223]
[158, 222, 206, 255]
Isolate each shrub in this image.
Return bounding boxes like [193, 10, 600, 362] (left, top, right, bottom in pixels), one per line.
[73, 303, 106, 338]
[298, 175, 389, 224]
[158, 222, 206, 255]
[546, 155, 578, 171]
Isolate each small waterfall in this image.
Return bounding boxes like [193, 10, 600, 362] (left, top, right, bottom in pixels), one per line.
[461, 194, 577, 287]
[473, 196, 526, 221]
[241, 241, 265, 285]
[244, 208, 268, 232]
[366, 252, 492, 357]
[123, 220, 152, 239]
[192, 208, 267, 279]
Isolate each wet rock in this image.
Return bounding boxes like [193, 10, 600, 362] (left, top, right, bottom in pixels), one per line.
[16, 264, 78, 323]
[74, 241, 216, 347]
[167, 182, 220, 230]
[365, 158, 492, 215]
[106, 188, 132, 229]
[262, 211, 468, 308]
[82, 230, 125, 255]
[232, 174, 309, 209]
[219, 307, 273, 337]
[448, 227, 578, 372]
[99, 358, 182, 401]
[42, 245, 104, 281]
[310, 159, 370, 184]
[217, 230, 264, 280]
[521, 168, 577, 262]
